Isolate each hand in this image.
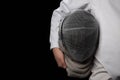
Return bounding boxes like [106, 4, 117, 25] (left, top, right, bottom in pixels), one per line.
[52, 48, 67, 69]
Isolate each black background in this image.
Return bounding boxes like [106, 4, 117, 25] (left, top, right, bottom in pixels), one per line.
[8, 0, 68, 79]
[40, 0, 67, 79]
[27, 0, 68, 79]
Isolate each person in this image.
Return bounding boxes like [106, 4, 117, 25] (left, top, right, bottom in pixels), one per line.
[49, 0, 120, 80]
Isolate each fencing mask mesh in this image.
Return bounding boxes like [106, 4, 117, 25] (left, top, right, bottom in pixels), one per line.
[59, 10, 100, 63]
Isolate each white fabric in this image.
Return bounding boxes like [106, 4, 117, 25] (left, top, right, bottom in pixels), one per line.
[91, 0, 120, 80]
[90, 58, 112, 80]
[49, 0, 120, 80]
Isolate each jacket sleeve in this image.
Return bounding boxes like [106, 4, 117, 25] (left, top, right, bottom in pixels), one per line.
[49, 0, 71, 49]
[49, 0, 91, 50]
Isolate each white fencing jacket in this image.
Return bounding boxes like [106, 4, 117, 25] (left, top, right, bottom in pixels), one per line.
[49, 0, 120, 79]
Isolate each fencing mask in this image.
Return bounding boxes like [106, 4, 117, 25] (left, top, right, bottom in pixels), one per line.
[59, 10, 100, 63]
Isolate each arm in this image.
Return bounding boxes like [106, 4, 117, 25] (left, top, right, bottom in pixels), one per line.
[49, 0, 70, 69]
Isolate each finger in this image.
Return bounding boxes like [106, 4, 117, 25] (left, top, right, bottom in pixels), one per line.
[57, 61, 66, 69]
[62, 62, 67, 69]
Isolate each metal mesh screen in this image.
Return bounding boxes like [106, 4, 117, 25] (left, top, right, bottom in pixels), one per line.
[60, 10, 100, 63]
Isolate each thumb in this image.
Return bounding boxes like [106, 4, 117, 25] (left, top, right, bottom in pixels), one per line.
[62, 61, 67, 69]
